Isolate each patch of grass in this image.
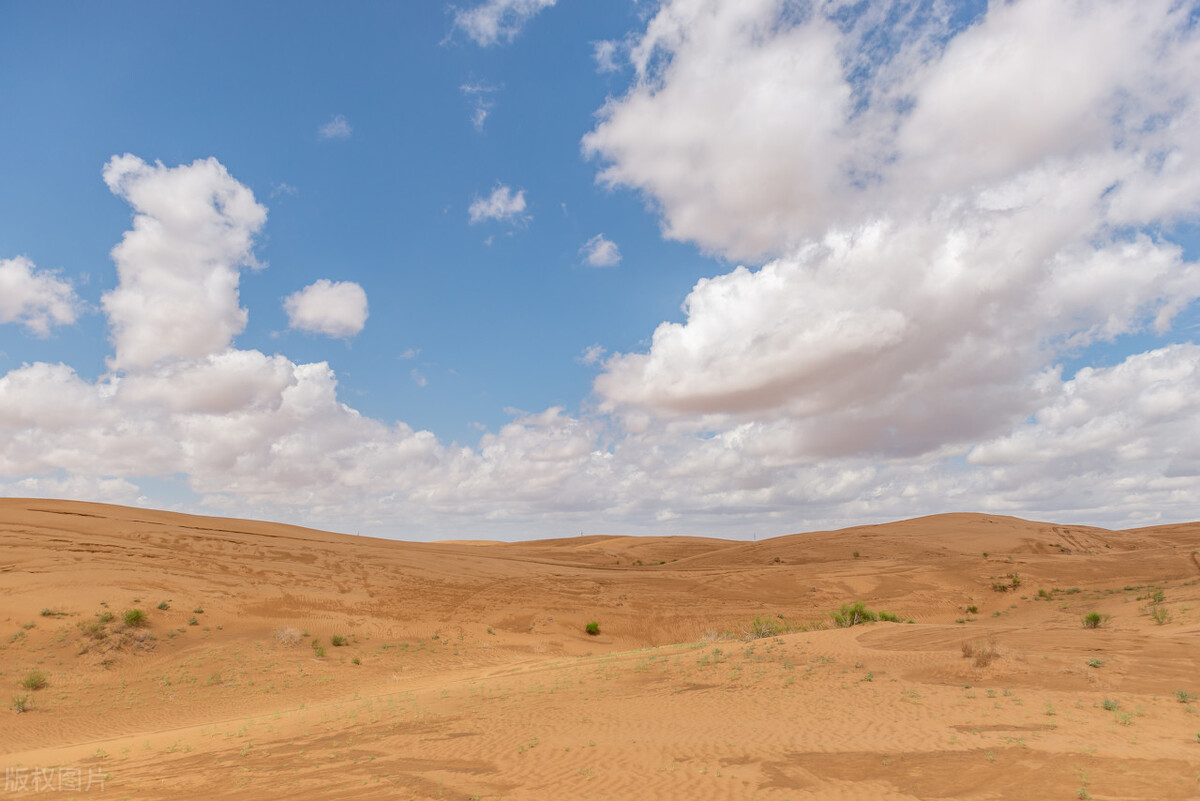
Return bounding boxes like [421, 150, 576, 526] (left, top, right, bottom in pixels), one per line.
[156, 601, 170, 611]
[313, 646, 326, 658]
[1150, 606, 1170, 625]
[193, 606, 204, 614]
[1176, 690, 1196, 704]
[12, 694, 31, 713]
[188, 616, 199, 626]
[351, 656, 361, 665]
[1102, 698, 1119, 711]
[1082, 611, 1105, 629]
[123, 609, 148, 628]
[585, 621, 600, 636]
[831, 601, 878, 628]
[878, 611, 901, 622]
[852, 551, 860, 558]
[966, 605, 979, 614]
[992, 573, 1021, 593]
[330, 635, 348, 647]
[20, 670, 47, 691]
[40, 608, 68, 617]
[1087, 658, 1104, 668]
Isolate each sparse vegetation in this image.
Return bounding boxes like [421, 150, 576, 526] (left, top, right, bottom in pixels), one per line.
[961, 638, 999, 668]
[1176, 690, 1196, 704]
[20, 670, 47, 691]
[831, 601, 883, 628]
[966, 605, 978, 614]
[40, 608, 68, 617]
[156, 601, 170, 611]
[1150, 606, 1170, 625]
[1102, 698, 1119, 711]
[123, 609, 148, 628]
[330, 634, 348, 647]
[992, 573, 1021, 592]
[743, 615, 780, 640]
[1082, 612, 1104, 629]
[585, 621, 600, 636]
[12, 694, 30, 714]
[193, 606, 204, 614]
[274, 627, 301, 647]
[188, 616, 199, 626]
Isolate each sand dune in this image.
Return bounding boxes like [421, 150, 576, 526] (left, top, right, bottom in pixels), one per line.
[2, 499, 1199, 799]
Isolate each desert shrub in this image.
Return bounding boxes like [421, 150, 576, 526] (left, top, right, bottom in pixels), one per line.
[193, 606, 204, 614]
[1102, 698, 1119, 711]
[961, 639, 999, 667]
[11, 695, 30, 713]
[123, 609, 148, 628]
[1150, 606, 1170, 625]
[743, 616, 780, 640]
[1082, 612, 1104, 629]
[274, 627, 301, 647]
[585, 621, 600, 636]
[831, 602, 877, 628]
[966, 605, 979, 614]
[188, 616, 199, 626]
[313, 646, 326, 657]
[878, 611, 901, 622]
[156, 601, 170, 611]
[1177, 689, 1197, 704]
[351, 657, 361, 665]
[20, 670, 47, 691]
[330, 635, 348, 647]
[40, 608, 68, 617]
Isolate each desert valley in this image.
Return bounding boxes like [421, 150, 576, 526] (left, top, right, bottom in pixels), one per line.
[2, 499, 1198, 799]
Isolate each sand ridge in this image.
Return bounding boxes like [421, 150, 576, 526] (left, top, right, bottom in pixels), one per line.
[2, 499, 1199, 799]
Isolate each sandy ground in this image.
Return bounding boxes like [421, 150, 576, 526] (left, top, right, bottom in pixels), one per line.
[1, 499, 1199, 799]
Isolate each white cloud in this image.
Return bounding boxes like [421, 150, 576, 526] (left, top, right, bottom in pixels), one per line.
[461, 82, 498, 131]
[577, 344, 606, 366]
[410, 369, 428, 387]
[101, 154, 266, 370]
[580, 234, 621, 267]
[454, 0, 556, 47]
[0, 256, 80, 336]
[593, 40, 620, 73]
[318, 114, 353, 140]
[468, 184, 529, 224]
[284, 279, 369, 339]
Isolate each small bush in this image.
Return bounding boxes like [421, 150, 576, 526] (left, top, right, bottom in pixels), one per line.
[1102, 698, 1119, 711]
[1176, 689, 1197, 704]
[193, 606, 204, 614]
[313, 646, 326, 658]
[123, 609, 148, 628]
[831, 602, 877, 628]
[966, 605, 978, 614]
[743, 616, 780, 640]
[961, 639, 999, 668]
[1150, 606, 1170, 625]
[330, 635, 348, 647]
[351, 657, 361, 665]
[878, 611, 901, 622]
[585, 621, 600, 636]
[274, 627, 301, 647]
[12, 695, 30, 713]
[188, 616, 199, 626]
[40, 608, 68, 617]
[156, 601, 170, 611]
[852, 551, 860, 558]
[1082, 612, 1104, 629]
[20, 670, 47, 691]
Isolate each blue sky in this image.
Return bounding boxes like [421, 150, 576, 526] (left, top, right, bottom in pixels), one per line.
[2, 0, 1199, 540]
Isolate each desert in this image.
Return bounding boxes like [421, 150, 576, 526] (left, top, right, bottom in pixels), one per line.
[2, 498, 1199, 799]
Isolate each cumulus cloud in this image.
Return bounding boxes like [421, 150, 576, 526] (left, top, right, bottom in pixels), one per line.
[101, 154, 266, 370]
[592, 40, 620, 72]
[590, 0, 1200, 466]
[0, 256, 80, 336]
[454, 0, 556, 47]
[580, 234, 621, 268]
[318, 114, 353, 140]
[468, 184, 529, 224]
[284, 279, 369, 339]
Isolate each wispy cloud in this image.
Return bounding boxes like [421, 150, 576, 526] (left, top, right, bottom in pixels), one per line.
[580, 234, 621, 267]
[468, 184, 529, 225]
[461, 82, 499, 131]
[318, 114, 352, 141]
[454, 0, 556, 46]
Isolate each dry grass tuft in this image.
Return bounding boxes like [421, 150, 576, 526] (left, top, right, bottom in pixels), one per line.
[274, 627, 302, 647]
[961, 638, 1000, 668]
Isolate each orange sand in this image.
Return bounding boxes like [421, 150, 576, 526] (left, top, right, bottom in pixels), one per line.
[2, 499, 1198, 799]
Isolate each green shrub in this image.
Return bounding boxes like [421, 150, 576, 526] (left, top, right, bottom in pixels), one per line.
[1176, 689, 1196, 704]
[1102, 698, 1119, 711]
[20, 670, 47, 691]
[330, 635, 348, 647]
[313, 646, 326, 657]
[1082, 612, 1104, 629]
[39, 608, 68, 617]
[351, 657, 361, 665]
[744, 616, 780, 639]
[585, 621, 600, 636]
[1151, 606, 1170, 625]
[156, 601, 170, 611]
[831, 602, 877, 628]
[878, 611, 901, 622]
[12, 695, 30, 713]
[966, 605, 978, 614]
[188, 616, 199, 626]
[123, 609, 148, 628]
[193, 606, 204, 614]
